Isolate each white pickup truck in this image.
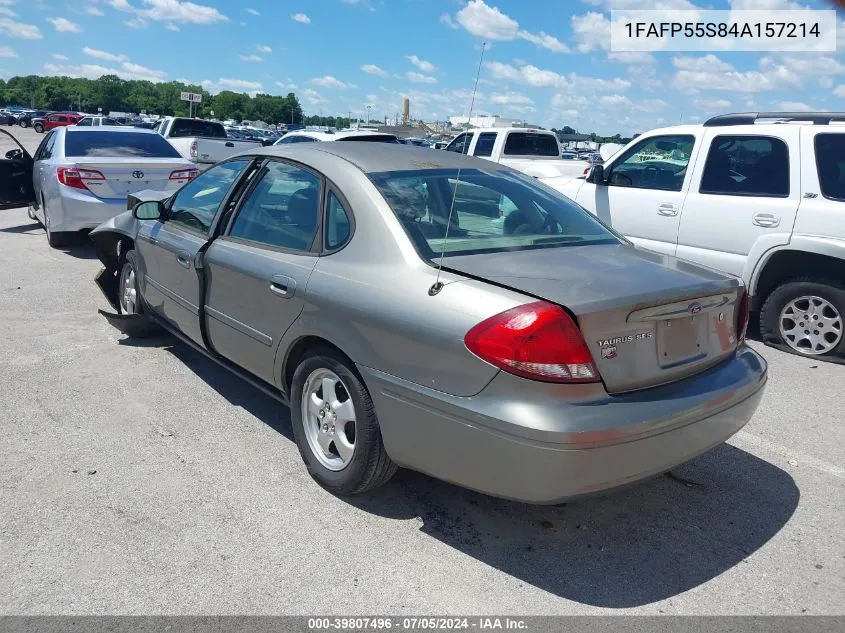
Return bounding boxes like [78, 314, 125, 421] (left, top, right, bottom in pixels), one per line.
[555, 111, 845, 360]
[152, 117, 261, 168]
[443, 127, 589, 184]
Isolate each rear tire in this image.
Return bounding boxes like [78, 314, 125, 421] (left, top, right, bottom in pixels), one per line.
[760, 277, 845, 358]
[290, 347, 397, 495]
[44, 205, 74, 248]
[19, 119, 27, 128]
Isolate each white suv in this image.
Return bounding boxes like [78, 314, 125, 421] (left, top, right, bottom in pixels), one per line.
[558, 112, 845, 359]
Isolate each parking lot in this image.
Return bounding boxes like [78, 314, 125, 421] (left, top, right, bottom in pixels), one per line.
[0, 125, 843, 615]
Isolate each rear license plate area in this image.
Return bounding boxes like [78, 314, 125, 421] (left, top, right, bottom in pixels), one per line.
[657, 316, 709, 368]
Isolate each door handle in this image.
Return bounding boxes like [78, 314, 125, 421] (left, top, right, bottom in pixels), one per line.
[225, 142, 234, 148]
[752, 213, 780, 228]
[269, 275, 296, 298]
[176, 252, 192, 268]
[657, 203, 679, 216]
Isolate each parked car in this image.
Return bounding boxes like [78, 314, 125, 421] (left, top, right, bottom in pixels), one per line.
[274, 129, 400, 144]
[151, 117, 261, 168]
[0, 109, 16, 125]
[16, 110, 49, 128]
[76, 116, 121, 127]
[34, 113, 83, 133]
[81, 143, 766, 504]
[0, 127, 197, 247]
[557, 111, 845, 359]
[444, 127, 589, 185]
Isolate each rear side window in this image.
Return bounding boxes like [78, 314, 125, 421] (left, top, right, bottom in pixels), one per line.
[814, 133, 845, 202]
[65, 131, 183, 158]
[169, 119, 227, 138]
[700, 135, 789, 197]
[325, 192, 351, 249]
[473, 132, 497, 157]
[503, 132, 558, 157]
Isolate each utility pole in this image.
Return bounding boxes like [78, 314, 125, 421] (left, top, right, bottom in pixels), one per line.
[366, 104, 371, 127]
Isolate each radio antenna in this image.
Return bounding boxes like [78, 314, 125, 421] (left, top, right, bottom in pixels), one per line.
[429, 41, 486, 297]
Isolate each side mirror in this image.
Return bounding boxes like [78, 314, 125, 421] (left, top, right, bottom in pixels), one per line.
[133, 200, 165, 221]
[587, 164, 605, 185]
[4, 149, 23, 160]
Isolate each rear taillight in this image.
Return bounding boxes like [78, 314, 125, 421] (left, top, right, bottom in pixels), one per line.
[583, 167, 591, 175]
[57, 167, 105, 190]
[169, 168, 199, 180]
[464, 301, 600, 383]
[190, 140, 198, 158]
[737, 290, 750, 342]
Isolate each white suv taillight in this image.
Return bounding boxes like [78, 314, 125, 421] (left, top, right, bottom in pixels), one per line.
[464, 301, 600, 383]
[57, 167, 105, 191]
[169, 168, 199, 181]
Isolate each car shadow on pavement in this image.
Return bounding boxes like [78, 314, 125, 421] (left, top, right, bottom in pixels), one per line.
[119, 335, 798, 608]
[0, 221, 42, 235]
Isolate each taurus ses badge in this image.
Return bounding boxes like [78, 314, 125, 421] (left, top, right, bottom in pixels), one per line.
[131, 170, 145, 179]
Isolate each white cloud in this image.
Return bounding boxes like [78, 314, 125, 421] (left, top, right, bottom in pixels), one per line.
[672, 54, 801, 93]
[51, 53, 69, 60]
[406, 71, 437, 84]
[570, 11, 608, 53]
[0, 46, 17, 58]
[693, 98, 732, 110]
[303, 88, 326, 104]
[486, 60, 630, 92]
[240, 54, 262, 62]
[165, 22, 179, 31]
[202, 78, 263, 94]
[599, 94, 631, 107]
[257, 44, 271, 53]
[835, 85, 845, 98]
[85, 6, 104, 15]
[43, 60, 166, 83]
[452, 1, 569, 53]
[439, 13, 458, 29]
[608, 51, 656, 65]
[490, 91, 533, 106]
[312, 75, 354, 89]
[0, 7, 15, 17]
[775, 101, 821, 111]
[0, 17, 42, 39]
[406, 55, 437, 73]
[291, 13, 310, 24]
[275, 81, 297, 91]
[361, 64, 389, 77]
[47, 17, 81, 32]
[83, 47, 129, 63]
[105, 0, 227, 25]
[245, 7, 259, 16]
[673, 54, 734, 73]
[124, 17, 147, 28]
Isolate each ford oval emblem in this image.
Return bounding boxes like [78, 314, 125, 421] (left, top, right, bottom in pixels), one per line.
[132, 170, 144, 179]
[688, 302, 703, 315]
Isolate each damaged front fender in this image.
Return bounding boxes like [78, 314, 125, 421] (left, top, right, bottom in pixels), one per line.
[97, 309, 164, 338]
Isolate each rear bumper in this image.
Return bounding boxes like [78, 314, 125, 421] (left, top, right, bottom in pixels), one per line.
[51, 191, 128, 233]
[360, 345, 767, 504]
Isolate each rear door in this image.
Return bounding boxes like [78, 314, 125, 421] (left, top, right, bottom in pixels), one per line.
[675, 127, 801, 277]
[136, 158, 254, 344]
[574, 133, 698, 257]
[32, 130, 57, 209]
[203, 159, 326, 383]
[793, 129, 845, 243]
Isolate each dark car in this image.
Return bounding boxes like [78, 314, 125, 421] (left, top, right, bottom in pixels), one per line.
[16, 110, 49, 128]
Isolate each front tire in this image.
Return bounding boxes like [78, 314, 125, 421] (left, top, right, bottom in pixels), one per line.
[760, 277, 845, 357]
[290, 348, 397, 495]
[19, 119, 28, 128]
[33, 123, 44, 133]
[117, 250, 142, 315]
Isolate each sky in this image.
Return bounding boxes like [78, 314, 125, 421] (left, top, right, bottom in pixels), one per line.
[0, 0, 843, 135]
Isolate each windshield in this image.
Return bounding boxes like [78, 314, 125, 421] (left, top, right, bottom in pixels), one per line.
[169, 119, 227, 138]
[65, 131, 183, 158]
[503, 132, 559, 157]
[337, 135, 400, 143]
[369, 168, 619, 258]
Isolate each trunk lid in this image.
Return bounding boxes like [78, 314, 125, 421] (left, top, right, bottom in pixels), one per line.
[445, 243, 745, 393]
[71, 159, 192, 199]
[194, 138, 260, 164]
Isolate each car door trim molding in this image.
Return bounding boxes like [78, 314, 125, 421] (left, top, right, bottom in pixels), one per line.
[204, 305, 273, 346]
[145, 276, 199, 315]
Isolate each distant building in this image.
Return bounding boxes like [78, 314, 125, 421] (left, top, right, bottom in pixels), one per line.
[448, 115, 541, 129]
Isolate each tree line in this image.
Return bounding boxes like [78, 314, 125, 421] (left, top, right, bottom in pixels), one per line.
[551, 126, 634, 145]
[0, 74, 304, 125]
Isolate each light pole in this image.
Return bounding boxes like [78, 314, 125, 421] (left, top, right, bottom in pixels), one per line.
[366, 105, 371, 127]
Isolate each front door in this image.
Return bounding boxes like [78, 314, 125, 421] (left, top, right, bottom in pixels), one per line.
[136, 158, 253, 345]
[575, 133, 698, 257]
[0, 130, 35, 210]
[203, 159, 325, 383]
[675, 127, 801, 277]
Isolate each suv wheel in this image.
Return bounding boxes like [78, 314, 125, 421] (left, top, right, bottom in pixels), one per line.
[19, 119, 28, 128]
[760, 278, 845, 357]
[33, 122, 44, 133]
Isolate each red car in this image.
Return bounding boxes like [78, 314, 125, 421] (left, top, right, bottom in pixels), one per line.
[33, 113, 83, 134]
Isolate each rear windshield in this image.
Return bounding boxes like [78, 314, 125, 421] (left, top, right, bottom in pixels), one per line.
[815, 133, 845, 202]
[65, 131, 183, 158]
[169, 119, 227, 138]
[336, 135, 400, 143]
[369, 168, 619, 258]
[503, 132, 559, 157]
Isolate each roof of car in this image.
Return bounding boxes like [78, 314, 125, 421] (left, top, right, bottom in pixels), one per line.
[65, 125, 156, 134]
[281, 130, 398, 141]
[252, 141, 511, 174]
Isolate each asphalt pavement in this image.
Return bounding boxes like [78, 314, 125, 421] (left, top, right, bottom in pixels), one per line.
[0, 126, 842, 615]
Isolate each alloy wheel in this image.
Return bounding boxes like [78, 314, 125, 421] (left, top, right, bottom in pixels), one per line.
[119, 263, 139, 314]
[300, 368, 357, 471]
[779, 295, 843, 355]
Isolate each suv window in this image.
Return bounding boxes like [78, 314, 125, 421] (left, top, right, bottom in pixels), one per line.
[814, 133, 845, 202]
[473, 132, 497, 158]
[503, 132, 559, 157]
[169, 119, 227, 139]
[445, 133, 471, 154]
[608, 134, 694, 192]
[229, 161, 321, 251]
[700, 135, 789, 197]
[168, 159, 251, 234]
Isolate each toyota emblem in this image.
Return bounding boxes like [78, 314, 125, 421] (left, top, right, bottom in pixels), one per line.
[688, 302, 703, 315]
[131, 170, 145, 179]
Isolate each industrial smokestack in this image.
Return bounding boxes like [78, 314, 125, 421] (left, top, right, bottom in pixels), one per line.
[402, 96, 409, 125]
